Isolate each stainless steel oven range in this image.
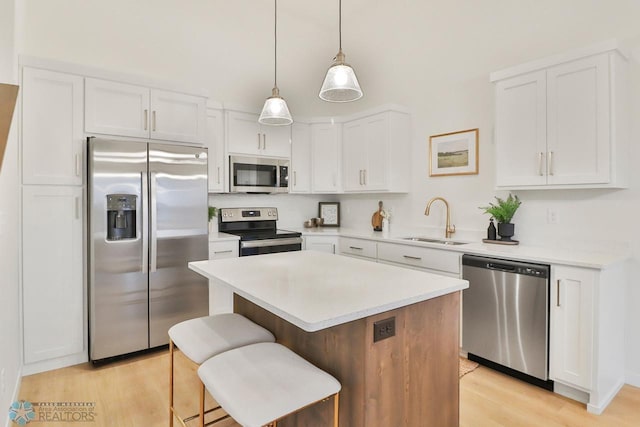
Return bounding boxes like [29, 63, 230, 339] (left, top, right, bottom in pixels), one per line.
[218, 207, 302, 256]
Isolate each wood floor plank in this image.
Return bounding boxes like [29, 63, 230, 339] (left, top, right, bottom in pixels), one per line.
[18, 349, 640, 427]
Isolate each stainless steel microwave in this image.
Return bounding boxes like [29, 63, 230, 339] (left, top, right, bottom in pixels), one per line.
[229, 156, 289, 193]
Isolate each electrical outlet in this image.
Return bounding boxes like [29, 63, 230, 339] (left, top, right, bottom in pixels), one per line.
[547, 209, 559, 224]
[373, 317, 396, 342]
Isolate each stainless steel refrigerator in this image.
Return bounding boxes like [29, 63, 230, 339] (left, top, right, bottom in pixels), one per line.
[88, 137, 209, 361]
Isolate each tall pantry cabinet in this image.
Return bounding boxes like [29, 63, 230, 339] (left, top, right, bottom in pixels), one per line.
[20, 66, 86, 373]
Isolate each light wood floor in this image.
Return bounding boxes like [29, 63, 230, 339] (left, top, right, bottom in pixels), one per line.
[19, 350, 640, 427]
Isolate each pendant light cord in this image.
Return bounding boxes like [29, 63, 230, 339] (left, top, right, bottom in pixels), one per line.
[338, 0, 342, 51]
[274, 0, 278, 88]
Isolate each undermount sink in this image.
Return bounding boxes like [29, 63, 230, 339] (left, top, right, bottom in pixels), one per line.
[402, 237, 468, 246]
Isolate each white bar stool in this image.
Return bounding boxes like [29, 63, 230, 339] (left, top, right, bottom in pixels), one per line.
[168, 313, 276, 427]
[198, 342, 341, 427]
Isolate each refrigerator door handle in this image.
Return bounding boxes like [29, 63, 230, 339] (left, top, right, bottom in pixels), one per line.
[150, 172, 158, 273]
[141, 172, 149, 273]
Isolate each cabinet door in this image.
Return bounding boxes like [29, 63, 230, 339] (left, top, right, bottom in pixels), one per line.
[290, 123, 311, 193]
[311, 123, 341, 193]
[226, 111, 261, 156]
[549, 266, 594, 390]
[304, 236, 337, 253]
[205, 108, 225, 192]
[208, 241, 239, 315]
[22, 68, 84, 186]
[150, 89, 206, 144]
[22, 186, 84, 364]
[261, 124, 291, 157]
[495, 70, 547, 187]
[85, 78, 150, 139]
[546, 54, 610, 185]
[342, 119, 367, 191]
[362, 114, 389, 190]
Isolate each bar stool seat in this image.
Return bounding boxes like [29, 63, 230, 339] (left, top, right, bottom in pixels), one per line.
[198, 342, 341, 427]
[168, 313, 276, 427]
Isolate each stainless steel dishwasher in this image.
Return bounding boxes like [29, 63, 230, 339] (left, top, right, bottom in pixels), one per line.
[462, 254, 553, 390]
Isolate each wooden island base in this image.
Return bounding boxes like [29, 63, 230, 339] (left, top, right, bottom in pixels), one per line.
[235, 291, 460, 427]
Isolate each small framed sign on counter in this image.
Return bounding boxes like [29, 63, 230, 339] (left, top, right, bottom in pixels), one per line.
[318, 202, 340, 227]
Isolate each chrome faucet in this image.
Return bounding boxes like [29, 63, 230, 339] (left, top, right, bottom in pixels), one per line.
[424, 197, 456, 239]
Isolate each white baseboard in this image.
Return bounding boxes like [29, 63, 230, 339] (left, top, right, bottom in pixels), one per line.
[587, 379, 625, 415]
[626, 371, 640, 388]
[5, 365, 23, 427]
[22, 353, 87, 376]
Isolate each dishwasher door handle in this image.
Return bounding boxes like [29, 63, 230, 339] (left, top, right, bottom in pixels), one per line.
[486, 263, 517, 272]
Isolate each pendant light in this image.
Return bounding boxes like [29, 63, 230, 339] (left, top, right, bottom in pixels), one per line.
[319, 0, 363, 102]
[258, 0, 293, 126]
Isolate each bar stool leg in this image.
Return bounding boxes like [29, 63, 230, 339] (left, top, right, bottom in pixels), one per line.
[199, 382, 205, 427]
[333, 392, 339, 427]
[169, 340, 175, 427]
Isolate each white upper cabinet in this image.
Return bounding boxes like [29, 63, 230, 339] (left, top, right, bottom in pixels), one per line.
[311, 123, 341, 193]
[290, 122, 312, 193]
[342, 111, 410, 192]
[22, 67, 84, 186]
[205, 108, 225, 193]
[226, 111, 291, 158]
[492, 43, 629, 189]
[85, 78, 206, 144]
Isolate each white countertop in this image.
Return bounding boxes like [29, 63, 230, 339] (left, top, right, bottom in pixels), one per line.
[208, 231, 240, 242]
[189, 251, 468, 332]
[298, 227, 628, 269]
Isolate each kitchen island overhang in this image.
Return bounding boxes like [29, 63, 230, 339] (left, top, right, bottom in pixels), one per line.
[189, 251, 468, 427]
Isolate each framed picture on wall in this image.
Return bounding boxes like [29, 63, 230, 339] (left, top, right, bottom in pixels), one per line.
[429, 128, 479, 177]
[318, 202, 340, 227]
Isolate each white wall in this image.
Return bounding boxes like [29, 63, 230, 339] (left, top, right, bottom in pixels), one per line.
[0, 0, 22, 425]
[16, 0, 640, 385]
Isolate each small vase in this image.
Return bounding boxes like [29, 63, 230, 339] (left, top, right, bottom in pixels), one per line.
[497, 222, 515, 241]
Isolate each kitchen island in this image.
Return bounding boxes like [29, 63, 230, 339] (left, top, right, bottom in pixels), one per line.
[189, 251, 468, 426]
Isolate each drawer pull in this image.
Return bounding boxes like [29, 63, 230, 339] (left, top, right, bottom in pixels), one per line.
[403, 255, 422, 261]
[349, 246, 363, 250]
[214, 250, 233, 255]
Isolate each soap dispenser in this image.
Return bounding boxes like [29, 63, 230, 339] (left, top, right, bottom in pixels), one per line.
[487, 218, 497, 240]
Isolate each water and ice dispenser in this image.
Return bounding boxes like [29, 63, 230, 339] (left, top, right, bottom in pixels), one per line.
[106, 194, 137, 241]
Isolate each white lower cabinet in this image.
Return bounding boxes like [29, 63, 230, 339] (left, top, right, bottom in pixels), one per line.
[549, 265, 594, 390]
[208, 240, 239, 315]
[338, 237, 377, 260]
[304, 235, 338, 254]
[22, 186, 84, 367]
[377, 242, 461, 276]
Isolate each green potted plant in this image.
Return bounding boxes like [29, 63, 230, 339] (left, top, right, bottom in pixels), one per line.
[208, 206, 218, 233]
[479, 194, 521, 241]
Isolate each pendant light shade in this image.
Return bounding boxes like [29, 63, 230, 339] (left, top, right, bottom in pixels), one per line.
[319, 0, 363, 102]
[259, 0, 292, 126]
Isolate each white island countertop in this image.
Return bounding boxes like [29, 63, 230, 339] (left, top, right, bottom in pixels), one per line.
[189, 251, 468, 332]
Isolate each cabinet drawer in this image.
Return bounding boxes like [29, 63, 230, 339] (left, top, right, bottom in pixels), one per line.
[208, 241, 239, 260]
[377, 242, 460, 274]
[339, 237, 377, 259]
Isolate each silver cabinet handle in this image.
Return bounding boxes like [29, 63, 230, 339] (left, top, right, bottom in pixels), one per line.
[349, 246, 363, 250]
[359, 170, 363, 185]
[403, 255, 422, 261]
[144, 109, 148, 131]
[556, 279, 561, 307]
[257, 133, 261, 149]
[75, 153, 81, 177]
[74, 196, 80, 219]
[293, 171, 297, 186]
[150, 172, 158, 273]
[538, 152, 544, 176]
[217, 166, 221, 184]
[141, 172, 149, 274]
[263, 134, 266, 150]
[152, 111, 157, 131]
[214, 250, 233, 255]
[548, 151, 554, 176]
[363, 169, 367, 185]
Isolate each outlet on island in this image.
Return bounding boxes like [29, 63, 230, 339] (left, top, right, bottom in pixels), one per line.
[373, 317, 396, 342]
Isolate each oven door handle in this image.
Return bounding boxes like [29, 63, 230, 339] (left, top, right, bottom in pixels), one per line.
[240, 237, 303, 249]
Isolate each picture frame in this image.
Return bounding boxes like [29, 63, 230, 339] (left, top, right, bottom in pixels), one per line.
[318, 202, 340, 227]
[429, 128, 479, 177]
